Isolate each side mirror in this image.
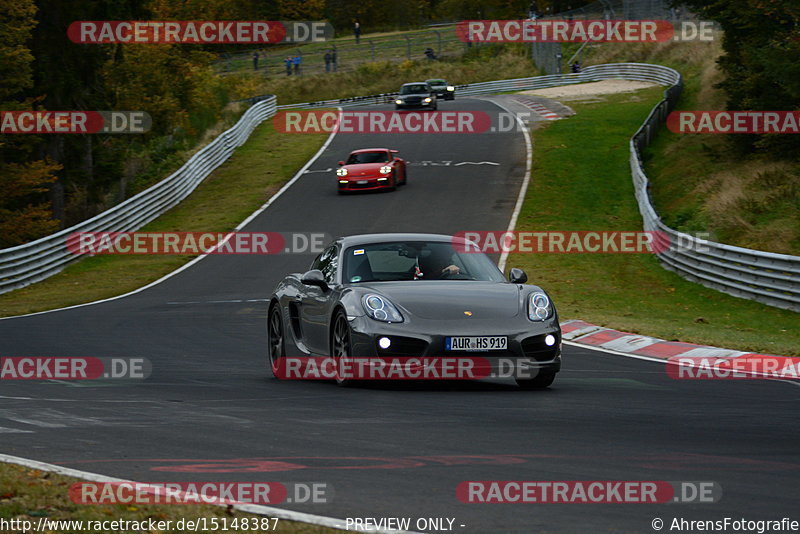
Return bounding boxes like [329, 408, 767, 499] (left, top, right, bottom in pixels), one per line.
[337, 161, 345, 166]
[508, 268, 528, 284]
[301, 269, 328, 290]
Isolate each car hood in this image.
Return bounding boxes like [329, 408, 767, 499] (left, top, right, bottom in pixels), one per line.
[398, 93, 428, 99]
[342, 163, 384, 175]
[358, 281, 522, 320]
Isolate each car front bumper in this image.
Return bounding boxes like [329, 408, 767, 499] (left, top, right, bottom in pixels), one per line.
[345, 315, 562, 379]
[338, 176, 392, 192]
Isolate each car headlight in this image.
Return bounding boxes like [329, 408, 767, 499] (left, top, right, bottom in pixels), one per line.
[336, 168, 348, 177]
[423, 97, 432, 103]
[363, 294, 404, 323]
[446, 86, 454, 91]
[380, 166, 392, 174]
[528, 292, 552, 321]
[395, 99, 403, 104]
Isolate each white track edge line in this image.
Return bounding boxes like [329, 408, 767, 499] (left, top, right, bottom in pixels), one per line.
[0, 453, 418, 534]
[488, 98, 533, 273]
[0, 111, 342, 322]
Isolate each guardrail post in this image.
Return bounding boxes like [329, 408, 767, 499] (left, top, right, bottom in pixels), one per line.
[404, 35, 411, 59]
[434, 30, 442, 56]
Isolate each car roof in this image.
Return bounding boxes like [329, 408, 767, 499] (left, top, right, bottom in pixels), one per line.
[401, 82, 430, 86]
[426, 79, 447, 83]
[349, 148, 391, 154]
[336, 233, 463, 248]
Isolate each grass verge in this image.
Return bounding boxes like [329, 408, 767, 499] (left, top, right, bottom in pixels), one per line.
[511, 87, 799, 356]
[578, 36, 800, 255]
[0, 123, 328, 318]
[0, 462, 339, 534]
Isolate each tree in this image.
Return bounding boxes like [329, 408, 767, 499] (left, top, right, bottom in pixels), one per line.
[0, 0, 61, 247]
[676, 0, 800, 158]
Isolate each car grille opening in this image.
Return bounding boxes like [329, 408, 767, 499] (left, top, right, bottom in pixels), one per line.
[376, 336, 428, 357]
[521, 333, 561, 362]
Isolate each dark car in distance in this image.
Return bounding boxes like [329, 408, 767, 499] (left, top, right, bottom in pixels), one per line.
[426, 78, 455, 100]
[394, 82, 437, 110]
[267, 233, 562, 389]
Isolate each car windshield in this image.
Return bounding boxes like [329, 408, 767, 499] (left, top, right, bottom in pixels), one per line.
[400, 84, 429, 95]
[343, 241, 506, 283]
[427, 79, 446, 86]
[346, 151, 390, 164]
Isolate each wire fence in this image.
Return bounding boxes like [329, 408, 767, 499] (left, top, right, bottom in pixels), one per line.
[216, 26, 472, 77]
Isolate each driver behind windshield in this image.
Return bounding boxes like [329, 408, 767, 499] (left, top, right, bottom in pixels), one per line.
[418, 248, 461, 279]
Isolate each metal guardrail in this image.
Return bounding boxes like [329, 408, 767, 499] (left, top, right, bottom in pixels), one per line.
[628, 82, 800, 312]
[3, 64, 798, 310]
[0, 96, 277, 295]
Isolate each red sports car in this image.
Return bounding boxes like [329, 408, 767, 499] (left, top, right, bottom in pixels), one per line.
[336, 148, 407, 193]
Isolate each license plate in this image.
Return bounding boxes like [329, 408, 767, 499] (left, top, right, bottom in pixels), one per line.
[446, 336, 507, 351]
[357, 180, 368, 184]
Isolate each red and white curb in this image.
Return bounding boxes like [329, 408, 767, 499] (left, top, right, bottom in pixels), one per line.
[561, 319, 800, 380]
[511, 96, 562, 120]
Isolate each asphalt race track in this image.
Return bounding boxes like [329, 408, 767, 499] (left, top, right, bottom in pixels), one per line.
[1, 98, 798, 533]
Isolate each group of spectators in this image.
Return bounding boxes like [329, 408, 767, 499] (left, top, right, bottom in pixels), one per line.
[249, 50, 338, 76]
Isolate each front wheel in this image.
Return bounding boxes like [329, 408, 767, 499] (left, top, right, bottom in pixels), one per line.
[516, 370, 556, 390]
[331, 310, 354, 387]
[267, 304, 285, 378]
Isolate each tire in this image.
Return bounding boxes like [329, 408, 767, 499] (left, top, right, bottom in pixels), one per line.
[431, 103, 437, 111]
[330, 310, 354, 387]
[267, 304, 286, 379]
[399, 168, 407, 185]
[516, 370, 556, 390]
[388, 170, 397, 191]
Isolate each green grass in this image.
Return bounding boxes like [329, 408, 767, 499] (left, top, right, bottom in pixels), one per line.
[0, 462, 339, 534]
[511, 88, 800, 357]
[0, 122, 328, 318]
[579, 36, 800, 255]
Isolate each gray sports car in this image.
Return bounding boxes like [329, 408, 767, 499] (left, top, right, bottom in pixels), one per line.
[267, 233, 561, 389]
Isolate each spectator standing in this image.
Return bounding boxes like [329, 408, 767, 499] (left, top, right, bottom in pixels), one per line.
[324, 50, 332, 72]
[354, 20, 361, 44]
[293, 55, 301, 75]
[285, 56, 292, 76]
[331, 48, 338, 71]
[252, 51, 259, 70]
